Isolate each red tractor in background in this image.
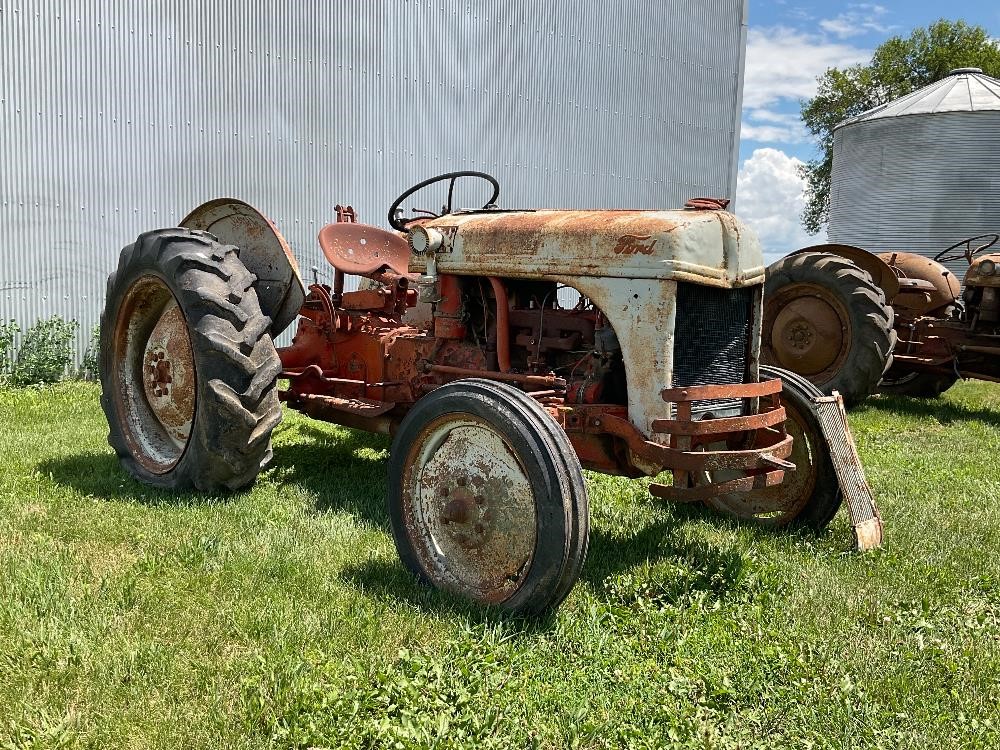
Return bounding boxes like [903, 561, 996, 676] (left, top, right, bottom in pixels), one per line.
[762, 234, 1000, 406]
[99, 172, 880, 615]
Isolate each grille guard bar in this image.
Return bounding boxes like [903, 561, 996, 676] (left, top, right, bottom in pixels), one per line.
[599, 378, 793, 497]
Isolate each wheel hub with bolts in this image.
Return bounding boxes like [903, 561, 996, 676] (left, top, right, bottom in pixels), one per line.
[786, 321, 814, 350]
[437, 477, 490, 547]
[771, 289, 847, 377]
[405, 417, 537, 602]
[138, 297, 195, 450]
[147, 349, 173, 398]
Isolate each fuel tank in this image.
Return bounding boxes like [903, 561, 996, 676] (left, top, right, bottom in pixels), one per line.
[877, 251, 960, 316]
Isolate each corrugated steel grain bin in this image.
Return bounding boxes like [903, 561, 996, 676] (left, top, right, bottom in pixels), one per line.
[1, 0, 749, 363]
[828, 68, 1000, 280]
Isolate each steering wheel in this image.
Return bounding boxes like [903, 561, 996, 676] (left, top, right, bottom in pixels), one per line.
[933, 233, 1000, 264]
[388, 171, 500, 231]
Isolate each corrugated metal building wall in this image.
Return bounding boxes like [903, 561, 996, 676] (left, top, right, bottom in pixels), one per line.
[1, 0, 748, 363]
[829, 68, 1000, 281]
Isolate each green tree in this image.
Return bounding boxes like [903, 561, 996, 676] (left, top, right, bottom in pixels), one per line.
[800, 19, 1000, 234]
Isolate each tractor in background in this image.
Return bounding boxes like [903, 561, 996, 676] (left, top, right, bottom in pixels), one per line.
[762, 234, 1000, 405]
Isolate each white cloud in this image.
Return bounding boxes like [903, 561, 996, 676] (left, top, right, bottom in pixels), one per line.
[741, 109, 809, 144]
[735, 148, 826, 263]
[743, 27, 870, 109]
[746, 109, 796, 123]
[819, 4, 894, 39]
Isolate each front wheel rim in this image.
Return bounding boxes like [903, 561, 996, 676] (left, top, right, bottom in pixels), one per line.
[401, 414, 538, 604]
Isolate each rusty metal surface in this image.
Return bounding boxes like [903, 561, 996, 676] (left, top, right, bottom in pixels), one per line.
[181, 199, 305, 336]
[425, 364, 565, 390]
[661, 378, 781, 401]
[962, 252, 1000, 288]
[400, 413, 538, 604]
[766, 281, 850, 379]
[650, 469, 784, 502]
[432, 275, 468, 341]
[409, 209, 765, 289]
[297, 394, 398, 436]
[111, 276, 194, 474]
[317, 221, 412, 278]
[340, 288, 393, 311]
[652, 406, 786, 436]
[599, 413, 792, 474]
[486, 277, 511, 373]
[683, 198, 731, 211]
[877, 251, 959, 315]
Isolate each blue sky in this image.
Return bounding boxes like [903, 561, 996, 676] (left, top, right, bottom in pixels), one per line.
[734, 1, 1000, 257]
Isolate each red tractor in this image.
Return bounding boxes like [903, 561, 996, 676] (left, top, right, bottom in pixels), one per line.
[100, 172, 879, 615]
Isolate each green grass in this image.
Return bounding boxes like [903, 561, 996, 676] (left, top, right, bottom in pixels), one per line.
[1, 381, 999, 749]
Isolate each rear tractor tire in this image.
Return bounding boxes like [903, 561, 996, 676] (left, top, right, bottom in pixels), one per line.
[387, 379, 589, 616]
[763, 252, 896, 407]
[878, 369, 958, 399]
[701, 365, 843, 531]
[99, 228, 283, 491]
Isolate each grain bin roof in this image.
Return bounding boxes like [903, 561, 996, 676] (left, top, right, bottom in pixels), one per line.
[836, 68, 1000, 129]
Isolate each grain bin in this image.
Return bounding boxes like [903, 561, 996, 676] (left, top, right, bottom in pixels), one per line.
[828, 68, 1000, 279]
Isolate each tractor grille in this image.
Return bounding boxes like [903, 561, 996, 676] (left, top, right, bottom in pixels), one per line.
[671, 283, 754, 418]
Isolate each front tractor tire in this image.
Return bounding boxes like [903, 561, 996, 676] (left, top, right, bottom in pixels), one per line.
[702, 365, 843, 530]
[763, 252, 896, 407]
[100, 228, 283, 491]
[387, 379, 589, 616]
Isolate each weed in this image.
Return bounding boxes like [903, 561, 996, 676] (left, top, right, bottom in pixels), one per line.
[0, 320, 17, 381]
[10, 316, 78, 387]
[79, 324, 100, 381]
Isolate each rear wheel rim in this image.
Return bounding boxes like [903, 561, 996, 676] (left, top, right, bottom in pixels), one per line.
[400, 413, 538, 604]
[111, 275, 196, 474]
[767, 283, 850, 381]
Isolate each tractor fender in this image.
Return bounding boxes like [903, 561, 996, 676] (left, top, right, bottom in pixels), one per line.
[788, 243, 900, 301]
[875, 251, 960, 315]
[181, 199, 305, 337]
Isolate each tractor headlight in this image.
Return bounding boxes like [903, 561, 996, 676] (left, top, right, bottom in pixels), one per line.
[980, 259, 996, 276]
[408, 226, 444, 255]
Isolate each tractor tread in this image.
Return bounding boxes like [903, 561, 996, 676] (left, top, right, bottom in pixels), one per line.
[764, 251, 895, 407]
[100, 228, 281, 492]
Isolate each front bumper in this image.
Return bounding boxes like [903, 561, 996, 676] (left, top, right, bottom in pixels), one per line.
[597, 378, 792, 499]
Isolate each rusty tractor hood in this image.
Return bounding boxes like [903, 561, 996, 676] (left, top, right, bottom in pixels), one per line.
[408, 209, 764, 288]
[965, 253, 1000, 288]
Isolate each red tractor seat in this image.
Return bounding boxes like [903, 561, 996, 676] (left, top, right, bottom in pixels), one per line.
[318, 222, 411, 278]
